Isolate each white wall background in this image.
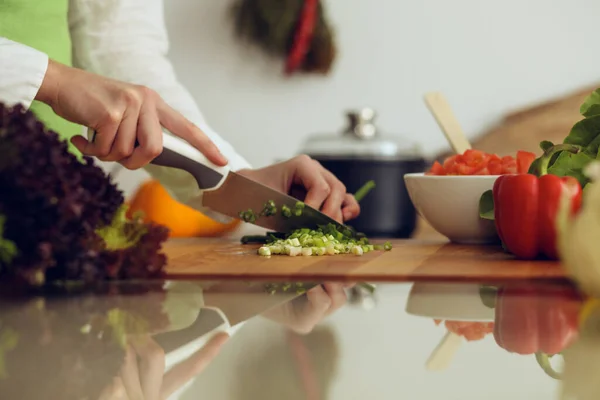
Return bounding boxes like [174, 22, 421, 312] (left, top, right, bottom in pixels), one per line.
[110, 0, 600, 197]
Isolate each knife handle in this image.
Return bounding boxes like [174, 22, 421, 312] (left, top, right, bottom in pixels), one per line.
[87, 128, 229, 190]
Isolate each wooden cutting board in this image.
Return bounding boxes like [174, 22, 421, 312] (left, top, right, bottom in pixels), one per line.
[164, 238, 568, 283]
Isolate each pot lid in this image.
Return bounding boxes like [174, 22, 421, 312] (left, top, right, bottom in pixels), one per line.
[300, 108, 423, 160]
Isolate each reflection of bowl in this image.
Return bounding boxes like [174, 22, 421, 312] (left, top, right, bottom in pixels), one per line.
[405, 282, 494, 321]
[403, 173, 499, 244]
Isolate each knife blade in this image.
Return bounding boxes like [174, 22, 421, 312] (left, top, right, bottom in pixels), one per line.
[89, 128, 351, 234]
[153, 281, 317, 354]
[202, 171, 351, 233]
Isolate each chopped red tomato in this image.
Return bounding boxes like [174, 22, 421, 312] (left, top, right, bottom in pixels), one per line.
[487, 158, 503, 175]
[434, 320, 494, 342]
[426, 149, 538, 176]
[429, 161, 446, 175]
[516, 151, 536, 174]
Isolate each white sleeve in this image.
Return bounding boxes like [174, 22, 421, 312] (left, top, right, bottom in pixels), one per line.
[68, 0, 251, 218]
[68, 0, 250, 172]
[0, 37, 49, 109]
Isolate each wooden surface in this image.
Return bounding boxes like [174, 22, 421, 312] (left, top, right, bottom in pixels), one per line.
[164, 237, 567, 283]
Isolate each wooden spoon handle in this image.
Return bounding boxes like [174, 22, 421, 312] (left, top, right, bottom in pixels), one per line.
[424, 92, 472, 155]
[425, 331, 463, 371]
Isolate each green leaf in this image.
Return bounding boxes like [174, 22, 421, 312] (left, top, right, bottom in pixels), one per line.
[540, 140, 554, 152]
[95, 205, 147, 251]
[528, 157, 543, 175]
[547, 151, 595, 187]
[564, 115, 600, 154]
[531, 94, 600, 183]
[580, 89, 600, 117]
[479, 190, 495, 220]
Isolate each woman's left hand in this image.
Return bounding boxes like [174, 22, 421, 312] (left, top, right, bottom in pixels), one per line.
[261, 283, 354, 334]
[237, 155, 360, 223]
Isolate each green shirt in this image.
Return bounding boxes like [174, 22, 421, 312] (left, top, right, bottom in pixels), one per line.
[0, 0, 82, 153]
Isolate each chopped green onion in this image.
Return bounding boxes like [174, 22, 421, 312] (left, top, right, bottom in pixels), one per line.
[295, 201, 305, 210]
[354, 180, 376, 203]
[239, 217, 391, 258]
[352, 246, 364, 256]
[238, 209, 257, 223]
[281, 205, 292, 218]
[258, 246, 271, 256]
[312, 237, 324, 247]
[260, 200, 277, 217]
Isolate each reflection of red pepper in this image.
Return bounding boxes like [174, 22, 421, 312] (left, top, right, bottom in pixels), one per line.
[493, 144, 582, 260]
[494, 284, 583, 378]
[285, 0, 318, 75]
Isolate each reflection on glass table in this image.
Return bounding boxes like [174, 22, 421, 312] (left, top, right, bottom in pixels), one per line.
[2, 279, 600, 399]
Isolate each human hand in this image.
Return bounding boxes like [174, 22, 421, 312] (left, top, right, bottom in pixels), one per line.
[97, 333, 229, 400]
[261, 283, 354, 334]
[236, 155, 360, 223]
[36, 60, 228, 170]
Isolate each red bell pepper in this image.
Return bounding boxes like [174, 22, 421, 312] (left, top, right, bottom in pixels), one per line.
[285, 0, 318, 75]
[492, 145, 583, 260]
[494, 283, 583, 379]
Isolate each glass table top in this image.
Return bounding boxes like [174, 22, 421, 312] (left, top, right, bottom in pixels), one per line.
[0, 278, 594, 400]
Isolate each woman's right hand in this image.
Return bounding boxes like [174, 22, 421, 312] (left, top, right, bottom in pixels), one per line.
[98, 333, 229, 400]
[36, 60, 228, 170]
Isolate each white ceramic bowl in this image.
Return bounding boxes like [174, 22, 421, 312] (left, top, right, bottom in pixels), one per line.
[404, 173, 500, 244]
[405, 282, 494, 321]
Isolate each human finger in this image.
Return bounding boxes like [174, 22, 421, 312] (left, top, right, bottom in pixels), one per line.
[292, 156, 331, 211]
[71, 111, 121, 157]
[290, 285, 332, 335]
[119, 345, 145, 400]
[160, 332, 229, 399]
[156, 98, 228, 166]
[319, 168, 347, 222]
[322, 283, 348, 316]
[100, 106, 139, 162]
[341, 193, 361, 221]
[120, 99, 163, 170]
[130, 336, 165, 400]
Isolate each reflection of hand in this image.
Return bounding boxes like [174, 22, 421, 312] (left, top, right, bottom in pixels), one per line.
[262, 283, 353, 334]
[97, 332, 229, 400]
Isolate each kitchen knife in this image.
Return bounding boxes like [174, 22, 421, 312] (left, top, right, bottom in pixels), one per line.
[153, 281, 317, 353]
[88, 128, 352, 234]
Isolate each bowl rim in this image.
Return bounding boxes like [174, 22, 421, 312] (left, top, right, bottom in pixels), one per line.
[404, 172, 503, 179]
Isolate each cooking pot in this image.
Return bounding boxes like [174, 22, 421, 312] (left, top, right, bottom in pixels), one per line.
[299, 108, 427, 238]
